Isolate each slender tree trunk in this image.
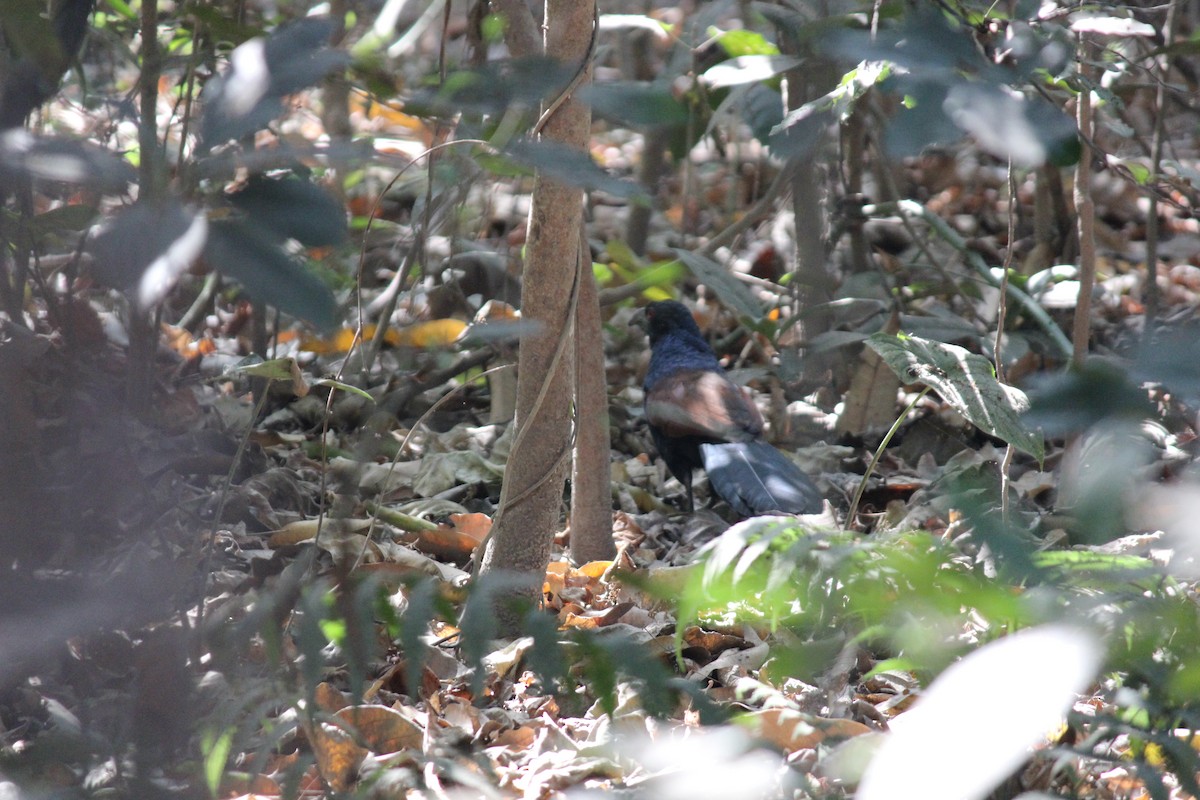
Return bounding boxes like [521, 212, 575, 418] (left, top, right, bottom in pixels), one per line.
[782, 49, 834, 391]
[1073, 40, 1095, 368]
[570, 233, 615, 564]
[475, 0, 595, 633]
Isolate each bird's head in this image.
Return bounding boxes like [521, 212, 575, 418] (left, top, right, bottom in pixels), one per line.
[632, 300, 705, 346]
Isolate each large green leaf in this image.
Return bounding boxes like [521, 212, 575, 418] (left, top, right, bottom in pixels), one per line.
[1025, 359, 1153, 438]
[867, 332, 1044, 459]
[229, 175, 347, 247]
[199, 18, 348, 152]
[504, 139, 645, 199]
[580, 82, 689, 127]
[90, 200, 208, 307]
[827, 9, 1079, 168]
[769, 103, 833, 161]
[0, 133, 135, 192]
[406, 56, 575, 120]
[672, 249, 763, 319]
[205, 220, 337, 331]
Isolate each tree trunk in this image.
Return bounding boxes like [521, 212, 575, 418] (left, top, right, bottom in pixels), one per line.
[780, 27, 835, 394]
[474, 0, 594, 634]
[570, 237, 615, 564]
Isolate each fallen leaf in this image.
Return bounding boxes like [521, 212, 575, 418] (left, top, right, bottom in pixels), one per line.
[335, 705, 424, 755]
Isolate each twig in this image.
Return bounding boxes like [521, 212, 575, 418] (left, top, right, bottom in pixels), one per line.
[997, 160, 1017, 525]
[847, 388, 930, 530]
[699, 160, 799, 257]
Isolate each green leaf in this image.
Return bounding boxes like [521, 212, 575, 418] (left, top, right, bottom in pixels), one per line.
[711, 28, 780, 58]
[229, 175, 347, 246]
[504, 139, 645, 199]
[89, 200, 208, 307]
[315, 378, 375, 401]
[105, 0, 136, 19]
[230, 357, 297, 382]
[201, 727, 235, 797]
[581, 82, 689, 127]
[0, 134, 135, 192]
[408, 56, 575, 120]
[672, 249, 763, 320]
[31, 204, 97, 235]
[1024, 360, 1152, 437]
[205, 220, 338, 330]
[199, 18, 347, 152]
[943, 83, 1078, 169]
[866, 332, 1044, 459]
[769, 103, 833, 161]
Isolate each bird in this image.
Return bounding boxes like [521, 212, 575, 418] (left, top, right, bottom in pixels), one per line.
[633, 300, 823, 516]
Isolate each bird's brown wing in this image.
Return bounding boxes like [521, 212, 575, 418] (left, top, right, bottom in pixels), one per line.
[644, 369, 763, 442]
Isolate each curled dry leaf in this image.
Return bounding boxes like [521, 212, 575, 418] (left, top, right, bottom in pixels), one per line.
[406, 511, 492, 561]
[335, 705, 424, 755]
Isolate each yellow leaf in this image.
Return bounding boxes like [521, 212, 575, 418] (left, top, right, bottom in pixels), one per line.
[577, 560, 612, 579]
[299, 325, 401, 355]
[393, 318, 467, 348]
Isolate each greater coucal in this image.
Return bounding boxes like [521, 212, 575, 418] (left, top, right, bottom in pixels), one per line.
[634, 300, 823, 516]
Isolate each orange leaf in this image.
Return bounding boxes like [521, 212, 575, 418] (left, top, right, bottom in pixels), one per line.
[299, 324, 401, 355]
[448, 512, 492, 540]
[393, 319, 467, 348]
[576, 560, 612, 579]
[314, 682, 350, 713]
[740, 708, 872, 753]
[307, 720, 366, 792]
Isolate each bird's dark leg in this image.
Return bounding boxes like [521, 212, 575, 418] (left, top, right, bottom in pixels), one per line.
[682, 471, 695, 512]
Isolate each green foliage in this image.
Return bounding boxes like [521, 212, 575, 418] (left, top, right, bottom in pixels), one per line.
[205, 220, 338, 330]
[673, 249, 763, 319]
[663, 495, 1200, 791]
[868, 331, 1045, 459]
[673, 519, 1032, 676]
[72, 17, 350, 330]
[819, 5, 1079, 167]
[581, 82, 691, 128]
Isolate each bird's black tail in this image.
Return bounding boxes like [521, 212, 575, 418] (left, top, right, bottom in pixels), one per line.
[699, 440, 822, 516]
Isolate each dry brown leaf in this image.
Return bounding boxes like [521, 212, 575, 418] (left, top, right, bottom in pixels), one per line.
[335, 705, 424, 755]
[221, 772, 281, 797]
[439, 698, 481, 736]
[492, 725, 537, 750]
[449, 512, 492, 539]
[682, 626, 747, 655]
[836, 339, 900, 435]
[308, 719, 367, 792]
[313, 682, 350, 713]
[560, 602, 634, 630]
